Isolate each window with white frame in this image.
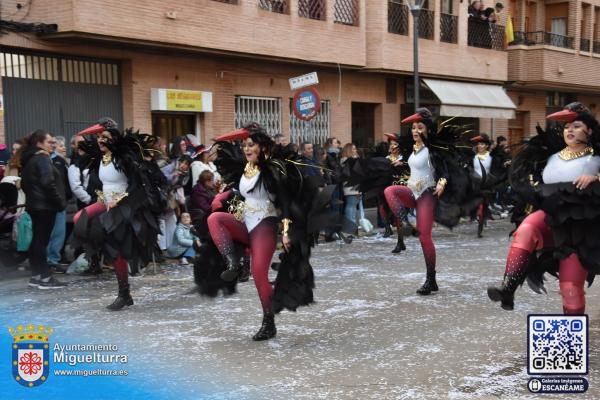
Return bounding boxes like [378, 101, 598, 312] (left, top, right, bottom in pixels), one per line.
[289, 99, 330, 144]
[234, 96, 282, 137]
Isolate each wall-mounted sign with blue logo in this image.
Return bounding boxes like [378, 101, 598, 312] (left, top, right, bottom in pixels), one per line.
[292, 87, 321, 121]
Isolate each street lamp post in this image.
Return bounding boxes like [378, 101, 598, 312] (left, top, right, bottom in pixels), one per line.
[408, 0, 425, 111]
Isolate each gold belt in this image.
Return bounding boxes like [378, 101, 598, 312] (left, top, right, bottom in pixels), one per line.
[95, 190, 128, 205]
[228, 198, 276, 222]
[407, 178, 434, 193]
[392, 174, 410, 186]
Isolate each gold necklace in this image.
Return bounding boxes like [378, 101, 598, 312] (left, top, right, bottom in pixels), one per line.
[388, 154, 399, 162]
[413, 143, 424, 154]
[102, 153, 112, 166]
[558, 146, 594, 161]
[243, 162, 259, 178]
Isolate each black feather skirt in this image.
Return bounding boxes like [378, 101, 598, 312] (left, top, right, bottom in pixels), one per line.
[538, 182, 600, 277]
[192, 180, 339, 313]
[71, 187, 160, 268]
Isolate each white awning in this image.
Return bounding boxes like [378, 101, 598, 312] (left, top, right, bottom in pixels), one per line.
[423, 79, 516, 119]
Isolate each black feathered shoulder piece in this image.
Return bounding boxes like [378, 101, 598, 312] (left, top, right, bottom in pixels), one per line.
[98, 128, 168, 214]
[213, 141, 245, 191]
[77, 136, 101, 171]
[102, 128, 157, 174]
[509, 124, 565, 206]
[427, 119, 474, 168]
[419, 120, 483, 228]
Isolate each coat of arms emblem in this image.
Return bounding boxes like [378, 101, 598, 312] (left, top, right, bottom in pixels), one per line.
[9, 324, 53, 387]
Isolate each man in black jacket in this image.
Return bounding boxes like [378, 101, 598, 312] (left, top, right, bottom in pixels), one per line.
[46, 135, 72, 273]
[323, 137, 352, 243]
[299, 142, 321, 177]
[20, 130, 67, 289]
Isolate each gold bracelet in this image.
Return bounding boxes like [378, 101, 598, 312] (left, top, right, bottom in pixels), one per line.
[529, 174, 539, 187]
[437, 178, 448, 188]
[282, 218, 292, 236]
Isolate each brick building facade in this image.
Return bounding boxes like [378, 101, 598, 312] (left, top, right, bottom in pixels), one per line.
[506, 0, 600, 145]
[0, 0, 597, 148]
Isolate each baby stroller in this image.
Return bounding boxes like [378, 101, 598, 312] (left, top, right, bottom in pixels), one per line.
[0, 181, 25, 269]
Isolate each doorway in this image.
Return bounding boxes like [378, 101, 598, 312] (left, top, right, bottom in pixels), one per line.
[508, 111, 528, 154]
[151, 113, 196, 146]
[351, 102, 376, 148]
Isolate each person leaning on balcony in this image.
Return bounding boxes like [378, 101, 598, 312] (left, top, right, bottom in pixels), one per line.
[477, 1, 488, 20]
[484, 3, 503, 24]
[468, 1, 481, 19]
[468, 1, 486, 46]
[491, 3, 504, 23]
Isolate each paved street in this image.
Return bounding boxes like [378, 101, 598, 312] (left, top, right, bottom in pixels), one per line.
[1, 219, 599, 399]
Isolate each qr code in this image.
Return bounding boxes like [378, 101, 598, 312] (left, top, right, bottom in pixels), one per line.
[528, 315, 587, 375]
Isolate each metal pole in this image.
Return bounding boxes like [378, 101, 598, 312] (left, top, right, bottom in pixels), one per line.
[411, 6, 421, 111]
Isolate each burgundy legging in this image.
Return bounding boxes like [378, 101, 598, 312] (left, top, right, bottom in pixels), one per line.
[384, 185, 437, 272]
[207, 212, 278, 311]
[477, 200, 486, 222]
[506, 210, 588, 314]
[74, 203, 129, 287]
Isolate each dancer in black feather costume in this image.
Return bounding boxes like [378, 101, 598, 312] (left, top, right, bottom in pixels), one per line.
[193, 123, 337, 341]
[468, 133, 510, 238]
[71, 118, 167, 310]
[381, 108, 475, 295]
[488, 102, 600, 314]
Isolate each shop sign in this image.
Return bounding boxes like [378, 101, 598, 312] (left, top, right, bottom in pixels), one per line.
[151, 88, 213, 112]
[289, 72, 319, 90]
[292, 87, 321, 121]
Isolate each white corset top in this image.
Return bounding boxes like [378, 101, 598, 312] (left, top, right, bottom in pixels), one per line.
[542, 153, 600, 184]
[407, 147, 436, 198]
[473, 153, 492, 178]
[99, 161, 128, 203]
[239, 172, 277, 232]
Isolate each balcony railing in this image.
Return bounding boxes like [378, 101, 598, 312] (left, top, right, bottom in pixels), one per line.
[468, 19, 504, 50]
[545, 32, 573, 49]
[334, 0, 359, 26]
[298, 0, 326, 20]
[580, 38, 590, 52]
[418, 9, 434, 40]
[440, 13, 457, 43]
[509, 31, 573, 49]
[388, 0, 409, 35]
[258, 0, 289, 14]
[594, 41, 600, 54]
